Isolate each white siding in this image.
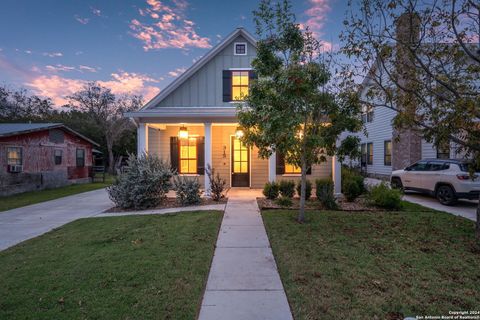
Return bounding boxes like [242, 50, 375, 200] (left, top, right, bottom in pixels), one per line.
[342, 105, 396, 177]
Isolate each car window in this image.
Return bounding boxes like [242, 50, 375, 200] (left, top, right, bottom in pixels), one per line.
[409, 161, 428, 171]
[427, 161, 448, 171]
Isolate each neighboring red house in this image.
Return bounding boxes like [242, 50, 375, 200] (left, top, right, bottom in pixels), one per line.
[0, 123, 99, 196]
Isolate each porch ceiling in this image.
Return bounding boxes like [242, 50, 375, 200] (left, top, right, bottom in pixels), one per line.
[125, 107, 238, 124]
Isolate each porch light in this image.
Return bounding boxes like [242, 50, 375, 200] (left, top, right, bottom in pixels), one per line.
[235, 127, 244, 139]
[178, 126, 189, 139]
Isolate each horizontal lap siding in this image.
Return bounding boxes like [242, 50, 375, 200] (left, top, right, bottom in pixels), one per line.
[276, 157, 332, 184]
[250, 146, 268, 188]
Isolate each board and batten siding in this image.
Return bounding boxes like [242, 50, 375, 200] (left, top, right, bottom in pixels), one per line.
[154, 35, 257, 108]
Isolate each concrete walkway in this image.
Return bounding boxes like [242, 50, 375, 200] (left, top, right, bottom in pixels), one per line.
[198, 189, 293, 320]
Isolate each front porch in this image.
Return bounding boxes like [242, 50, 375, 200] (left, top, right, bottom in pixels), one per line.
[134, 111, 342, 194]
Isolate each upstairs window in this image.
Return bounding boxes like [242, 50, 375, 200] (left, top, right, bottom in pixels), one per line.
[234, 42, 247, 55]
[7, 147, 22, 165]
[232, 71, 249, 101]
[361, 105, 374, 123]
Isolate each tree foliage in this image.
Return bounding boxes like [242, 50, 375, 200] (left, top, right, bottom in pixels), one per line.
[238, 0, 362, 222]
[68, 82, 142, 173]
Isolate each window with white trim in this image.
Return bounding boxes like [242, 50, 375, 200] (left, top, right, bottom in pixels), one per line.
[234, 42, 247, 55]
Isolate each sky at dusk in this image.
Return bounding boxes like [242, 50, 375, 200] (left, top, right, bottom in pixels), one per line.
[0, 0, 349, 107]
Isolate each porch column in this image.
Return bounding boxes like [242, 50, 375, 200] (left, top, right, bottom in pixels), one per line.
[332, 154, 342, 196]
[204, 122, 212, 196]
[268, 151, 276, 182]
[137, 123, 149, 156]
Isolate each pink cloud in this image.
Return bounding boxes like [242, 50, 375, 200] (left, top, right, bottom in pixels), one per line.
[167, 67, 186, 77]
[78, 65, 98, 73]
[25, 71, 161, 106]
[45, 64, 76, 72]
[74, 15, 89, 25]
[43, 52, 63, 58]
[304, 0, 331, 37]
[130, 0, 211, 50]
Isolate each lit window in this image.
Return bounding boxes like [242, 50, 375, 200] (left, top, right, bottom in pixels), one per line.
[7, 147, 22, 165]
[233, 138, 248, 173]
[232, 71, 249, 101]
[285, 163, 301, 174]
[179, 137, 197, 174]
[367, 143, 373, 165]
[384, 140, 392, 166]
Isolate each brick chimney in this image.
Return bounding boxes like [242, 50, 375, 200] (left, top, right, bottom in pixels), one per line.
[391, 12, 423, 170]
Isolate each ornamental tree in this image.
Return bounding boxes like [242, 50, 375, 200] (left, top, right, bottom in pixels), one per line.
[238, 0, 362, 222]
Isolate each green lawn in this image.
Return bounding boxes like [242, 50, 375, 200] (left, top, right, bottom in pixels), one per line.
[0, 211, 223, 319]
[263, 207, 480, 320]
[0, 176, 113, 212]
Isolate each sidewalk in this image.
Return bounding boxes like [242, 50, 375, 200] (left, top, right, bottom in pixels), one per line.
[198, 189, 293, 320]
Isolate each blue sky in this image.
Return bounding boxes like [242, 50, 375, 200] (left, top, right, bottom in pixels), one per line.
[0, 0, 348, 106]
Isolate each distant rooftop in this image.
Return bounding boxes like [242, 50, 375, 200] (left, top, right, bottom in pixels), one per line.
[0, 123, 99, 146]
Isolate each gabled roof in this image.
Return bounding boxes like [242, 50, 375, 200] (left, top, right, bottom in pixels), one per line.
[141, 27, 257, 111]
[0, 123, 99, 146]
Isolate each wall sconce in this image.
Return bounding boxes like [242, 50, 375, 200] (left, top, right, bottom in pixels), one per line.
[223, 145, 227, 158]
[178, 126, 188, 139]
[235, 126, 244, 139]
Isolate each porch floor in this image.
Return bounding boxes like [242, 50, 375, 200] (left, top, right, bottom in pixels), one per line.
[198, 189, 293, 320]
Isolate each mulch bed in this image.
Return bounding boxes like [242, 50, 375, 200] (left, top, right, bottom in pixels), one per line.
[105, 197, 228, 213]
[257, 196, 383, 212]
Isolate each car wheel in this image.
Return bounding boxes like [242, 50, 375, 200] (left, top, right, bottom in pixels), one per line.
[391, 177, 403, 191]
[436, 185, 457, 206]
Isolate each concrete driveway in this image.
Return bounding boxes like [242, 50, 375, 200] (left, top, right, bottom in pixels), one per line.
[403, 192, 478, 222]
[0, 188, 113, 251]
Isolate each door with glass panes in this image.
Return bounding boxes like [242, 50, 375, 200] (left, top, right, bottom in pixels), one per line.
[231, 136, 249, 187]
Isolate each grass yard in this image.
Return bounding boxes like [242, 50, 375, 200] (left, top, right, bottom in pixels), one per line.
[262, 205, 480, 320]
[0, 176, 113, 212]
[0, 211, 223, 319]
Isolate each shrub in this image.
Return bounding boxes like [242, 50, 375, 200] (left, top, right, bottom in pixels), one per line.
[173, 176, 201, 205]
[275, 196, 293, 208]
[366, 182, 402, 210]
[107, 154, 173, 209]
[279, 180, 295, 198]
[315, 179, 338, 210]
[296, 180, 312, 200]
[343, 178, 362, 202]
[205, 164, 226, 201]
[263, 181, 280, 200]
[342, 166, 365, 194]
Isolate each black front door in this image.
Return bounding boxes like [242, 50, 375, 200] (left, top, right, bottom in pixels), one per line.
[231, 136, 249, 187]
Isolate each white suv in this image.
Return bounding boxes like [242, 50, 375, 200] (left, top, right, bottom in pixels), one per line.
[391, 159, 480, 205]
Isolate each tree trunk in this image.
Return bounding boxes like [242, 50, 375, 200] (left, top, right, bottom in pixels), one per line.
[476, 193, 480, 241]
[298, 154, 307, 223]
[107, 139, 115, 175]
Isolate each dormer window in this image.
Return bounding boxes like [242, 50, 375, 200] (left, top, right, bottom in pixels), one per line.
[234, 42, 247, 55]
